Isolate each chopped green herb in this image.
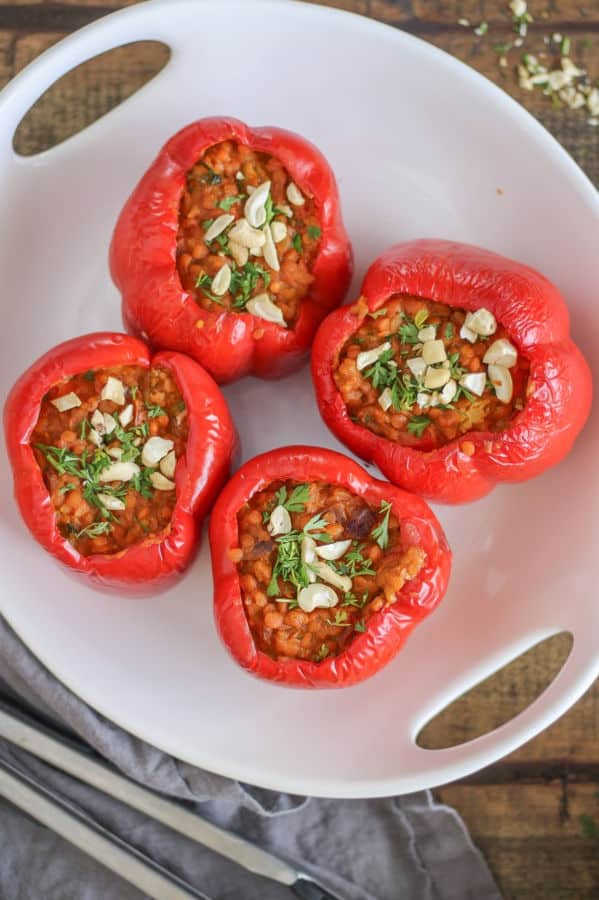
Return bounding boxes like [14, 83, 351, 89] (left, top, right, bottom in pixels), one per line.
[195, 273, 224, 305]
[75, 520, 112, 540]
[371, 500, 392, 551]
[342, 591, 369, 608]
[201, 218, 215, 232]
[367, 308, 388, 320]
[407, 416, 431, 438]
[130, 385, 138, 400]
[398, 319, 420, 345]
[414, 309, 429, 329]
[230, 262, 271, 309]
[326, 610, 350, 628]
[316, 644, 330, 661]
[82, 370, 95, 383]
[445, 322, 454, 339]
[474, 21, 488, 36]
[354, 621, 367, 633]
[79, 418, 89, 441]
[59, 482, 77, 495]
[132, 467, 155, 500]
[338, 544, 376, 578]
[292, 233, 303, 254]
[146, 404, 166, 419]
[275, 483, 309, 513]
[307, 225, 321, 240]
[212, 233, 229, 253]
[561, 36, 571, 56]
[364, 348, 396, 390]
[218, 193, 245, 212]
[493, 42, 513, 53]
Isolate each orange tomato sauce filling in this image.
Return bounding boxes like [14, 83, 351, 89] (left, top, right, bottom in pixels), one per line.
[234, 480, 425, 663]
[31, 365, 188, 556]
[176, 140, 321, 328]
[334, 296, 530, 449]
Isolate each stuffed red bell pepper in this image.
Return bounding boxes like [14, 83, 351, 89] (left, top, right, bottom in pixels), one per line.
[311, 239, 592, 504]
[4, 332, 236, 593]
[209, 446, 451, 688]
[110, 117, 353, 384]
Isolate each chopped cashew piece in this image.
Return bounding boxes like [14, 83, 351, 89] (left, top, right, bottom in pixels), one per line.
[316, 539, 352, 561]
[460, 324, 478, 343]
[97, 494, 126, 511]
[459, 372, 486, 396]
[159, 449, 176, 479]
[244, 181, 271, 228]
[91, 409, 106, 434]
[103, 413, 117, 435]
[286, 182, 305, 206]
[421, 340, 447, 365]
[488, 364, 514, 403]
[227, 218, 266, 249]
[378, 387, 393, 411]
[150, 471, 176, 491]
[301, 535, 317, 583]
[101, 377, 125, 406]
[424, 366, 451, 389]
[356, 342, 391, 372]
[416, 392, 431, 409]
[211, 263, 232, 296]
[267, 505, 292, 537]
[88, 428, 103, 448]
[407, 357, 427, 379]
[119, 404, 134, 428]
[51, 393, 81, 412]
[440, 379, 457, 404]
[418, 326, 436, 342]
[312, 560, 352, 592]
[141, 436, 174, 468]
[229, 240, 249, 267]
[98, 461, 140, 483]
[246, 294, 286, 326]
[203, 214, 234, 243]
[464, 308, 497, 337]
[270, 221, 287, 243]
[262, 225, 280, 271]
[297, 583, 338, 613]
[106, 447, 123, 460]
[483, 338, 518, 368]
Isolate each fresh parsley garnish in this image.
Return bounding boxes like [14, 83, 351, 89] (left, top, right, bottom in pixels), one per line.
[326, 610, 350, 628]
[445, 322, 454, 339]
[75, 520, 112, 540]
[337, 544, 375, 578]
[201, 218, 215, 232]
[275, 483, 310, 513]
[364, 349, 396, 390]
[195, 273, 224, 304]
[316, 644, 330, 661]
[307, 225, 321, 240]
[218, 193, 245, 212]
[146, 404, 166, 419]
[354, 621, 367, 633]
[407, 416, 431, 438]
[367, 308, 388, 320]
[342, 591, 369, 608]
[371, 500, 392, 550]
[414, 309, 428, 329]
[230, 262, 271, 309]
[292, 233, 303, 254]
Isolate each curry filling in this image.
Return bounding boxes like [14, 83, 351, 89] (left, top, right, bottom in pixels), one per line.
[334, 296, 530, 448]
[31, 366, 188, 556]
[176, 140, 321, 328]
[234, 480, 425, 663]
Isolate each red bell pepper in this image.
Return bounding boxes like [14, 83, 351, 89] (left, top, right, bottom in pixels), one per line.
[4, 332, 236, 593]
[110, 116, 352, 384]
[209, 446, 451, 688]
[312, 239, 592, 504]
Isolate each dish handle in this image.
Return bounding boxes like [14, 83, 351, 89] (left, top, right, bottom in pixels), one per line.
[0, 0, 174, 165]
[406, 623, 598, 787]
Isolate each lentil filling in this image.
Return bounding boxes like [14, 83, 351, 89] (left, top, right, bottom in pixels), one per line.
[31, 366, 188, 556]
[176, 140, 322, 328]
[334, 295, 530, 449]
[234, 480, 426, 663]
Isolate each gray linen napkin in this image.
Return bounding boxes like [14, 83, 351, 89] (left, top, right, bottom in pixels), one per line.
[0, 616, 502, 900]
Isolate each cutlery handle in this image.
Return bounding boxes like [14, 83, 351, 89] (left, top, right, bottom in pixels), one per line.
[0, 701, 297, 886]
[0, 758, 210, 900]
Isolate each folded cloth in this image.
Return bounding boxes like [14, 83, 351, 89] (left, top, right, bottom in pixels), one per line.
[0, 616, 502, 900]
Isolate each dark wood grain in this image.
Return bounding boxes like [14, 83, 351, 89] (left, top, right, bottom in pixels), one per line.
[1, 3, 598, 898]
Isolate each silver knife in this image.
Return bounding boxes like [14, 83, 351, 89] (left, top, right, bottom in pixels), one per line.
[0, 697, 343, 900]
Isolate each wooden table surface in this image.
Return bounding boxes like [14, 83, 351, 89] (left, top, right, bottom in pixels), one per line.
[1, 1, 597, 898]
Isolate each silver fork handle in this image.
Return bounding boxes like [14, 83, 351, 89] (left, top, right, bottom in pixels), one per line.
[0, 757, 210, 900]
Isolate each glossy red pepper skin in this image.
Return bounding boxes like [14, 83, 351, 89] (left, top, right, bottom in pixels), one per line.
[209, 446, 451, 689]
[312, 239, 592, 504]
[4, 332, 236, 594]
[110, 117, 353, 385]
